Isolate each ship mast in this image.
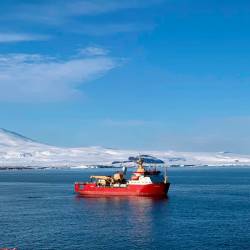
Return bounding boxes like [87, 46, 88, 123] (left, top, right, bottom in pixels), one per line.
[136, 158, 145, 173]
[164, 163, 168, 183]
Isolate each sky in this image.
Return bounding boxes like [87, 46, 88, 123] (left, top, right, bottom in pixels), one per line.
[1, 0, 250, 153]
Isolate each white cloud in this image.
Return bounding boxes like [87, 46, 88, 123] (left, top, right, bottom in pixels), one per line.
[71, 22, 155, 36]
[1, 0, 162, 36]
[9, 0, 163, 24]
[0, 52, 118, 102]
[0, 33, 49, 43]
[79, 46, 109, 56]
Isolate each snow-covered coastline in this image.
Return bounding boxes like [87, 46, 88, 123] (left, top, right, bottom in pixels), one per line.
[1, 128, 250, 169]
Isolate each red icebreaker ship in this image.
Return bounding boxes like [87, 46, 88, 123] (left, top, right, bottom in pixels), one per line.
[74, 159, 170, 197]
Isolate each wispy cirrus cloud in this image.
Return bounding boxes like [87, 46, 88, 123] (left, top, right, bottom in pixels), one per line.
[7, 0, 163, 24]
[0, 33, 50, 43]
[1, 0, 162, 35]
[70, 22, 156, 36]
[0, 47, 119, 102]
[79, 46, 109, 56]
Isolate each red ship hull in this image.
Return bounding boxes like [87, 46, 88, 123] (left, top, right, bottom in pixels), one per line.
[75, 182, 170, 197]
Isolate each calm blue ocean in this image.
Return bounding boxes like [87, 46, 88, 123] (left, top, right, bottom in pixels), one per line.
[0, 167, 250, 250]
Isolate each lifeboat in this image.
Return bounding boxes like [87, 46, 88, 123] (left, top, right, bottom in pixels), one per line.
[74, 158, 170, 197]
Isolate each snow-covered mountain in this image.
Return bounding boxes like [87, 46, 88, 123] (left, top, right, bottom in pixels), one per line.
[0, 128, 37, 147]
[1, 128, 250, 169]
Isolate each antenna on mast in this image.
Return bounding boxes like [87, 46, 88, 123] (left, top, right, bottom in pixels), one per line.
[164, 161, 168, 183]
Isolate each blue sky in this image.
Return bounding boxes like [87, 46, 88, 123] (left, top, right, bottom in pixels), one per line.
[1, 0, 250, 153]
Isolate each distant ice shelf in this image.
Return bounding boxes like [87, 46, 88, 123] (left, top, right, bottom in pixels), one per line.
[1, 128, 250, 169]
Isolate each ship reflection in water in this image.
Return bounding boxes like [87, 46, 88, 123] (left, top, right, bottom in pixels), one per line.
[75, 195, 169, 245]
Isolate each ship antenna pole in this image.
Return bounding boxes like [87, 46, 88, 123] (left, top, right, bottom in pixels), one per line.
[164, 162, 168, 183]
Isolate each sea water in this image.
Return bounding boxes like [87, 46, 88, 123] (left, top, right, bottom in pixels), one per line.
[0, 167, 250, 250]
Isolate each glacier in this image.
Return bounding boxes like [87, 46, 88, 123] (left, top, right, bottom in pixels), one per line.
[1, 128, 250, 169]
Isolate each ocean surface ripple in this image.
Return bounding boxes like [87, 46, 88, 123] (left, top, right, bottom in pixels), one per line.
[0, 167, 250, 250]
